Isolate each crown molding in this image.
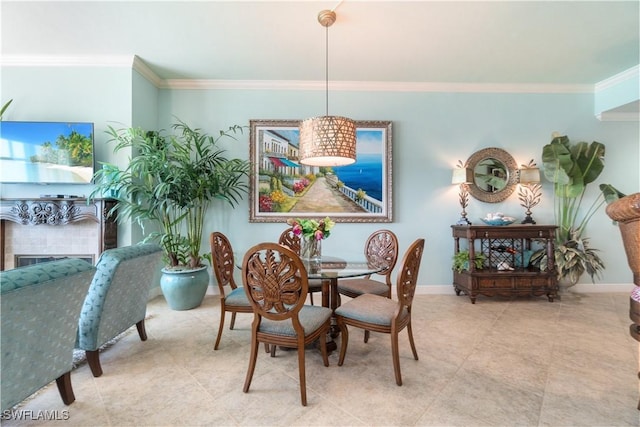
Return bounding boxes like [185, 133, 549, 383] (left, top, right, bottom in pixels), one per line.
[595, 65, 640, 92]
[162, 78, 592, 94]
[132, 55, 163, 88]
[0, 54, 135, 69]
[595, 111, 640, 122]
[1, 54, 593, 94]
[158, 79, 323, 90]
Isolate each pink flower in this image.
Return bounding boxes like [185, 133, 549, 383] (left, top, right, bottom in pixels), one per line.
[292, 224, 302, 236]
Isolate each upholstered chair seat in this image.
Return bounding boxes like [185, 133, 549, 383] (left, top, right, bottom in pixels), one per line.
[335, 293, 409, 326]
[337, 280, 390, 298]
[259, 305, 332, 337]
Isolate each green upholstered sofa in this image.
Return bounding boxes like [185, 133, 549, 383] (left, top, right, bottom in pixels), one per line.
[1, 258, 96, 410]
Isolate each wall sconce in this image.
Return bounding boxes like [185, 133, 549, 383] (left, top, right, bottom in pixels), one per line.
[299, 9, 357, 167]
[518, 160, 542, 224]
[452, 161, 474, 225]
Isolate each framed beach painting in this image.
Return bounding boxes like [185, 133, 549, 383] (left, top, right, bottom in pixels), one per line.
[248, 119, 392, 223]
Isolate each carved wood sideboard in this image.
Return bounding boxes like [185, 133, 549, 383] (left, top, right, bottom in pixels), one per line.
[451, 224, 557, 304]
[0, 198, 117, 270]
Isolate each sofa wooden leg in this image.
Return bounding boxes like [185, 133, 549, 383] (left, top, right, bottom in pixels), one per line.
[55, 371, 75, 405]
[136, 319, 148, 341]
[86, 350, 103, 377]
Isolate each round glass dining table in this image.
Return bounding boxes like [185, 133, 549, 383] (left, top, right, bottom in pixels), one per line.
[305, 256, 386, 350]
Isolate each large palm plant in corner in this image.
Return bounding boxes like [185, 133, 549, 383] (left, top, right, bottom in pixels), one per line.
[91, 119, 250, 269]
[530, 134, 606, 286]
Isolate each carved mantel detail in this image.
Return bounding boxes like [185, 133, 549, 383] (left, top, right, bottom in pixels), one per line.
[2, 200, 94, 225]
[0, 198, 117, 270]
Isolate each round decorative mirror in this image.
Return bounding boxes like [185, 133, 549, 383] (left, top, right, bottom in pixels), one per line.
[466, 147, 518, 203]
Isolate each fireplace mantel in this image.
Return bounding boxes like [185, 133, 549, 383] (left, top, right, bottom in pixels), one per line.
[0, 198, 117, 270]
[1, 198, 107, 225]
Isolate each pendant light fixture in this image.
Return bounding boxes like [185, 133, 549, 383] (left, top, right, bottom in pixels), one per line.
[299, 9, 357, 167]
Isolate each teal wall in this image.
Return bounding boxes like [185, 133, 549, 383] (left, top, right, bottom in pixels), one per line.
[129, 69, 160, 245]
[2, 65, 638, 288]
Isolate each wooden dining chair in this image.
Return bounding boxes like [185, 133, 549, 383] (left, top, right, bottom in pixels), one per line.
[241, 242, 332, 406]
[210, 231, 253, 350]
[337, 229, 399, 299]
[278, 227, 323, 306]
[335, 238, 425, 386]
[337, 229, 399, 342]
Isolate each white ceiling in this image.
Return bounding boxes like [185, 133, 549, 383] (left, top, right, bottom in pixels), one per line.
[2, 1, 639, 90]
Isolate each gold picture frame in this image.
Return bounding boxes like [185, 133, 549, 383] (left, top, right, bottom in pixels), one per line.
[248, 119, 392, 223]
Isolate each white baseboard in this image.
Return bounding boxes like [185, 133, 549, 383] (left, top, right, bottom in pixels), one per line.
[149, 283, 634, 302]
[411, 283, 634, 295]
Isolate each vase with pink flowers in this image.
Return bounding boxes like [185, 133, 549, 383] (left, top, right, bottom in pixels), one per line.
[286, 217, 335, 266]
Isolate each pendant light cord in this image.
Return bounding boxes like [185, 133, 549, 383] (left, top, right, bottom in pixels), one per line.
[325, 23, 329, 117]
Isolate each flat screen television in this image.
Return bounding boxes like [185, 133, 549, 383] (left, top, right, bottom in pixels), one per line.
[0, 121, 95, 184]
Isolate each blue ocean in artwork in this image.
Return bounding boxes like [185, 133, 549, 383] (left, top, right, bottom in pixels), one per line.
[335, 153, 383, 201]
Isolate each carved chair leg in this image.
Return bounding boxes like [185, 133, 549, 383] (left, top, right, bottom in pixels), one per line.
[136, 319, 147, 341]
[230, 312, 237, 330]
[86, 350, 103, 377]
[243, 337, 259, 394]
[214, 311, 226, 350]
[297, 340, 307, 406]
[55, 371, 75, 405]
[337, 320, 349, 366]
[407, 321, 419, 360]
[391, 330, 402, 386]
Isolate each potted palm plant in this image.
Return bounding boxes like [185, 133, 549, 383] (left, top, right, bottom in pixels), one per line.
[530, 134, 606, 288]
[91, 119, 250, 310]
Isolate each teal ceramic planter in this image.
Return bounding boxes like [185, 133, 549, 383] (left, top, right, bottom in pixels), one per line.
[160, 266, 209, 310]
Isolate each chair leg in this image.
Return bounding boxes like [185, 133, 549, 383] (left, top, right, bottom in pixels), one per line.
[214, 310, 225, 350]
[364, 330, 370, 343]
[230, 312, 237, 330]
[55, 371, 75, 405]
[337, 319, 349, 366]
[86, 350, 103, 377]
[391, 330, 402, 386]
[243, 336, 260, 394]
[262, 344, 277, 357]
[297, 340, 307, 406]
[136, 319, 147, 341]
[310, 292, 314, 305]
[407, 321, 419, 360]
[320, 326, 330, 367]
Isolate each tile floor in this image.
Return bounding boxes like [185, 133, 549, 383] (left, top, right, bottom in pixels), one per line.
[4, 291, 639, 426]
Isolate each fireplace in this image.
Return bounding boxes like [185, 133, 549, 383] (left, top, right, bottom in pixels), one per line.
[16, 255, 94, 268]
[0, 198, 117, 270]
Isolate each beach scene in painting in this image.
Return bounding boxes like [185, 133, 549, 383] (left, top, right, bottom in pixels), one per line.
[253, 124, 387, 217]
